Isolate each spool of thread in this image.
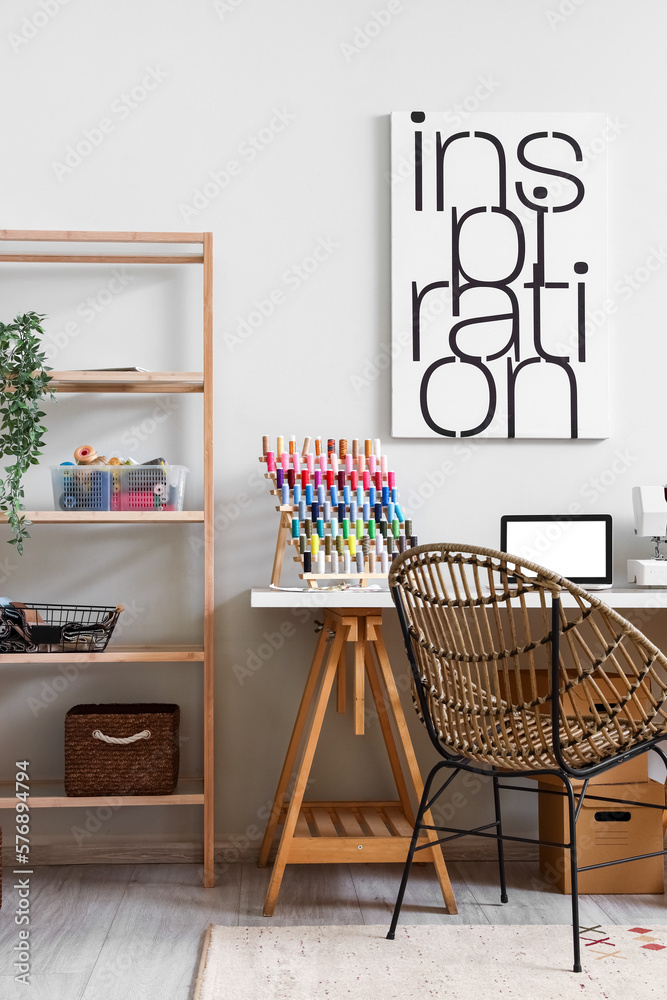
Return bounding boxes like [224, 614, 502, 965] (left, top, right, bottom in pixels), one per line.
[330, 453, 339, 475]
[375, 472, 382, 491]
[289, 436, 296, 455]
[276, 435, 284, 457]
[369, 486, 376, 506]
[292, 518, 299, 538]
[281, 484, 289, 505]
[363, 470, 370, 491]
[337, 470, 345, 490]
[325, 535, 331, 555]
[391, 487, 398, 503]
[368, 518, 376, 539]
[339, 439, 347, 459]
[266, 451, 275, 471]
[315, 437, 322, 456]
[387, 535, 394, 554]
[302, 436, 311, 457]
[74, 445, 98, 465]
[301, 469, 309, 489]
[382, 486, 389, 505]
[281, 451, 289, 470]
[395, 503, 405, 523]
[293, 453, 300, 474]
[381, 455, 388, 474]
[313, 470, 321, 488]
[398, 536, 407, 553]
[356, 486, 364, 507]
[362, 535, 370, 557]
[344, 551, 351, 574]
[375, 502, 383, 522]
[350, 470, 358, 491]
[307, 452, 314, 474]
[311, 501, 319, 520]
[319, 453, 327, 473]
[352, 438, 359, 459]
[293, 484, 301, 504]
[311, 533, 319, 556]
[327, 438, 335, 455]
[368, 454, 376, 475]
[323, 501, 331, 522]
[305, 484, 313, 505]
[336, 535, 344, 555]
[303, 552, 312, 573]
[363, 502, 370, 522]
[326, 470, 334, 488]
[356, 550, 365, 573]
[343, 486, 350, 505]
[381, 550, 388, 573]
[405, 519, 413, 537]
[345, 454, 353, 475]
[392, 518, 400, 538]
[305, 517, 312, 537]
[298, 500, 306, 520]
[317, 519, 324, 539]
[331, 550, 339, 574]
[299, 534, 307, 555]
[387, 501, 395, 523]
[349, 535, 357, 557]
[276, 469, 284, 488]
[338, 501, 346, 521]
[410, 535, 418, 547]
[343, 518, 350, 539]
[358, 454, 365, 474]
[380, 519, 387, 538]
[369, 551, 376, 573]
[262, 436, 270, 456]
[287, 469, 295, 488]
[376, 533, 382, 555]
[317, 485, 325, 504]
[330, 517, 338, 537]
[349, 499, 357, 523]
[330, 485, 338, 507]
[356, 518, 364, 539]
[364, 439, 372, 458]
[388, 471, 395, 489]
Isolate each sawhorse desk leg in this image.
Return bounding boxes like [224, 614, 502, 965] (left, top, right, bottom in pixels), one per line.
[258, 608, 457, 917]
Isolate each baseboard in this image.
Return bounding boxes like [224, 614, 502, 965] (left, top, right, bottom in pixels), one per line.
[1, 835, 537, 867]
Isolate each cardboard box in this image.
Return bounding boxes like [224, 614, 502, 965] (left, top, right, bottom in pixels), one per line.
[537, 778, 664, 894]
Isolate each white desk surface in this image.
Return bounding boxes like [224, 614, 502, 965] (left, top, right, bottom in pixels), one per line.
[251, 586, 667, 610]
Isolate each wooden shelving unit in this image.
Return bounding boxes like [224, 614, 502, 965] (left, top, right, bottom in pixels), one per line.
[0, 230, 215, 887]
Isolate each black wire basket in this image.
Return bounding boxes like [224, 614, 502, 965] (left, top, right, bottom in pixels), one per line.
[0, 603, 123, 653]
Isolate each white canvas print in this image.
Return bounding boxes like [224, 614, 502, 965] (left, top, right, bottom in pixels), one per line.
[390, 112, 609, 439]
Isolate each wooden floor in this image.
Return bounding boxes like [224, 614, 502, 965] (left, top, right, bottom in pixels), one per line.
[1, 860, 666, 999]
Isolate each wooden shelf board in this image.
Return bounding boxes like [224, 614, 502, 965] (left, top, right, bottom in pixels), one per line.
[0, 645, 205, 664]
[0, 778, 205, 808]
[0, 511, 204, 523]
[0, 254, 203, 264]
[0, 230, 205, 244]
[48, 371, 203, 393]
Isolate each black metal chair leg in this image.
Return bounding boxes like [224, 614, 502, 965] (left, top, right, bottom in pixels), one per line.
[387, 761, 446, 940]
[492, 774, 508, 904]
[564, 777, 582, 973]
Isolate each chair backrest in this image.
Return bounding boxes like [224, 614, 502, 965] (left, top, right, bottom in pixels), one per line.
[389, 543, 667, 772]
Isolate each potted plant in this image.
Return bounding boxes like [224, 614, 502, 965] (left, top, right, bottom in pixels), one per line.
[0, 312, 53, 554]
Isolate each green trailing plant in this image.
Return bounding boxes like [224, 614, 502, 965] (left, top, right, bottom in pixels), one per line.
[0, 312, 53, 554]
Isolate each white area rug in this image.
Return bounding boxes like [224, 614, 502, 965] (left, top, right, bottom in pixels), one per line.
[193, 923, 666, 999]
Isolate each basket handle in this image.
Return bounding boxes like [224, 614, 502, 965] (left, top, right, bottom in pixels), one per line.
[92, 728, 151, 745]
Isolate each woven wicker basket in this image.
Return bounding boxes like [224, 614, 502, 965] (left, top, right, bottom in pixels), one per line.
[64, 704, 180, 796]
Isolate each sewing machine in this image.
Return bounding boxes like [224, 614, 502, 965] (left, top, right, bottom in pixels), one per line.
[627, 486, 667, 585]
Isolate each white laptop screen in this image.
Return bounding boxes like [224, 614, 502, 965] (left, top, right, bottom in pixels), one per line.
[500, 515, 613, 586]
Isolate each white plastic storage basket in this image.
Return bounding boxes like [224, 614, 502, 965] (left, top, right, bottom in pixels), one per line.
[52, 465, 188, 512]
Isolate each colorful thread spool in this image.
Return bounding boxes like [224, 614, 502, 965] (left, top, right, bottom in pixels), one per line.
[382, 486, 389, 505]
[289, 436, 296, 455]
[362, 470, 370, 491]
[303, 552, 312, 573]
[266, 451, 275, 471]
[356, 518, 364, 539]
[339, 439, 347, 459]
[364, 439, 372, 458]
[344, 551, 351, 574]
[358, 453, 365, 474]
[307, 452, 314, 474]
[301, 469, 309, 489]
[362, 502, 370, 522]
[325, 535, 331, 555]
[356, 486, 364, 507]
[368, 518, 376, 540]
[299, 534, 306, 555]
[311, 501, 319, 520]
[337, 470, 345, 490]
[349, 499, 357, 523]
[323, 500, 331, 522]
[291, 518, 299, 538]
[298, 500, 306, 520]
[405, 519, 413, 537]
[305, 517, 312, 537]
[331, 551, 339, 574]
[381, 455, 387, 474]
[343, 518, 350, 539]
[305, 484, 313, 505]
[388, 471, 395, 489]
[348, 535, 356, 557]
[338, 501, 346, 521]
[317, 518, 324, 538]
[281, 484, 289, 505]
[374, 502, 383, 522]
[287, 468, 295, 488]
[381, 550, 388, 573]
[352, 439, 359, 459]
[330, 485, 338, 507]
[292, 452, 300, 474]
[327, 438, 335, 455]
[326, 470, 334, 488]
[315, 437, 322, 456]
[392, 518, 400, 538]
[293, 484, 301, 504]
[395, 503, 405, 523]
[356, 551, 365, 573]
[368, 454, 376, 475]
[330, 518, 338, 537]
[369, 486, 376, 506]
[379, 519, 388, 538]
[276, 436, 284, 457]
[398, 536, 407, 553]
[313, 470, 321, 488]
[345, 454, 353, 475]
[317, 484, 325, 505]
[350, 470, 358, 491]
[276, 469, 284, 489]
[311, 534, 319, 556]
[343, 486, 350, 506]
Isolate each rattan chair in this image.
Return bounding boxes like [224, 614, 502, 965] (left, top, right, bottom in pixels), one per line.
[386, 543, 667, 972]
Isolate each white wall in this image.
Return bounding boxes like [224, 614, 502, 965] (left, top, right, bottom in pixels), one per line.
[2, 0, 667, 861]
